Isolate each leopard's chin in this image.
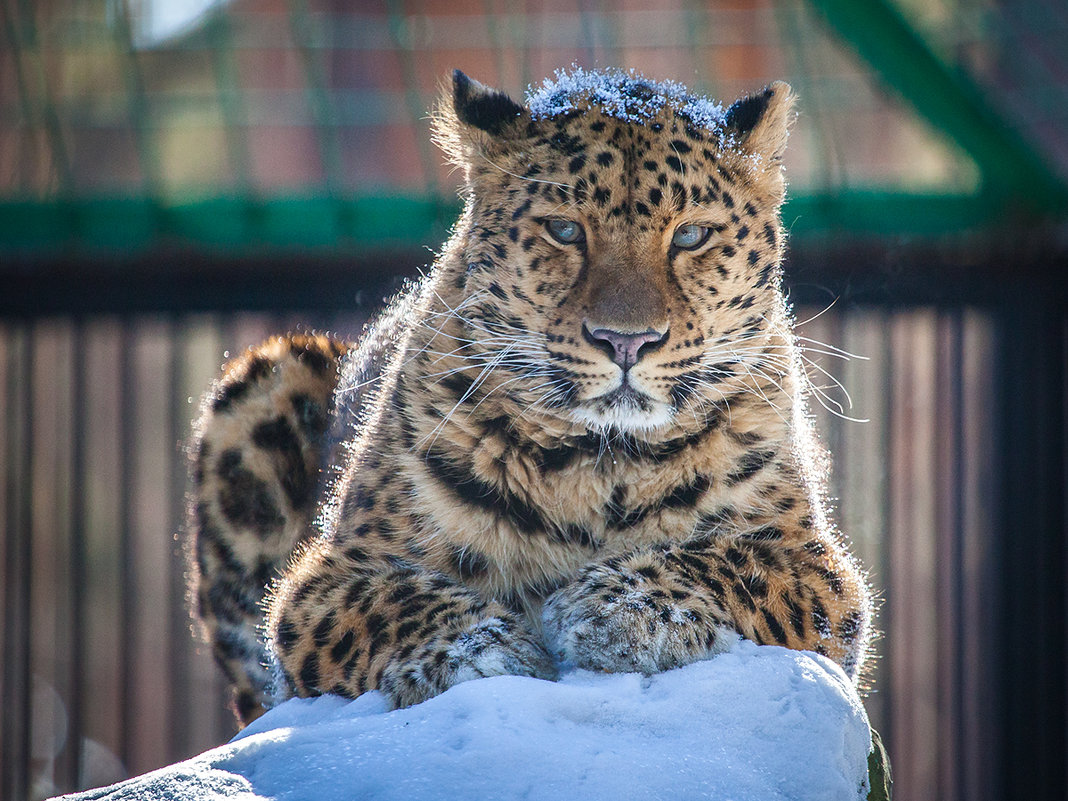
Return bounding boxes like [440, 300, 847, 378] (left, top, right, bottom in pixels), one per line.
[569, 384, 674, 433]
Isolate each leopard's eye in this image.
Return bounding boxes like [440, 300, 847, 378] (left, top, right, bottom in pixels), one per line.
[545, 218, 585, 245]
[671, 224, 710, 250]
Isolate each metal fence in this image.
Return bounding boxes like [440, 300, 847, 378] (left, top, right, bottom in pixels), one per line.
[4, 243, 1064, 800]
[1, 308, 372, 798]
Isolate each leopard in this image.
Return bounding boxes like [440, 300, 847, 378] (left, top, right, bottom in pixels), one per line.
[187, 67, 873, 727]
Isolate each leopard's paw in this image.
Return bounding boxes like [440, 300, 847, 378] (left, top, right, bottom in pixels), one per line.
[378, 616, 557, 708]
[542, 562, 738, 674]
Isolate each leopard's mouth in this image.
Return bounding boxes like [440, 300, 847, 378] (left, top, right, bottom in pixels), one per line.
[600, 382, 651, 409]
[569, 380, 674, 432]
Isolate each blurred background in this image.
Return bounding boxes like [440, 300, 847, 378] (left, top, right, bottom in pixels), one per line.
[1, 1, 1065, 799]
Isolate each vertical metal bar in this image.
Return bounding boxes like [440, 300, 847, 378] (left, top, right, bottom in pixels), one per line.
[168, 316, 190, 757]
[996, 296, 1066, 799]
[509, 0, 531, 92]
[577, 0, 597, 65]
[482, 0, 508, 86]
[876, 309, 894, 758]
[593, 0, 618, 65]
[290, 0, 345, 193]
[14, 0, 73, 191]
[0, 325, 6, 796]
[1008, 1, 1068, 110]
[208, 8, 254, 191]
[836, 306, 888, 730]
[995, 303, 1020, 801]
[386, 0, 441, 197]
[118, 319, 136, 771]
[959, 310, 999, 801]
[65, 318, 87, 792]
[486, 0, 532, 92]
[950, 312, 967, 801]
[772, 0, 846, 190]
[212, 314, 238, 745]
[681, 0, 713, 95]
[0, 0, 40, 191]
[1, 325, 31, 801]
[934, 311, 965, 801]
[1062, 313, 1068, 800]
[111, 0, 165, 201]
[20, 323, 35, 795]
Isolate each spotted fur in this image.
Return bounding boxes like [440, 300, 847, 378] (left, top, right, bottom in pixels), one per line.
[188, 69, 872, 724]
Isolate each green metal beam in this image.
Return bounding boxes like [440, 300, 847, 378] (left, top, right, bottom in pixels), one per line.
[806, 0, 1068, 214]
[0, 191, 1004, 257]
[784, 189, 1002, 237]
[0, 195, 454, 255]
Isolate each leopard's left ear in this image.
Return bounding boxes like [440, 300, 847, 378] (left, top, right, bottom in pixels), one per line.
[724, 81, 796, 162]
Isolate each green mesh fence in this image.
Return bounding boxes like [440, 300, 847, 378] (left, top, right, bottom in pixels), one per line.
[1, 0, 1064, 258]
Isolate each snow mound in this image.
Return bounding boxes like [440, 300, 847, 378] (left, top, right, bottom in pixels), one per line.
[59, 641, 871, 801]
[527, 66, 727, 130]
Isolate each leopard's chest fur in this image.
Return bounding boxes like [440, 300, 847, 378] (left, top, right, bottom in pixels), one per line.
[328, 276, 807, 614]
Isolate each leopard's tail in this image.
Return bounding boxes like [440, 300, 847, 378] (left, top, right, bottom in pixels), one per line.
[186, 333, 351, 726]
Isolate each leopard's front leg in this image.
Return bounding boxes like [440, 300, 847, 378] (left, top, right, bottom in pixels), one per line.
[266, 539, 557, 709]
[542, 522, 870, 681]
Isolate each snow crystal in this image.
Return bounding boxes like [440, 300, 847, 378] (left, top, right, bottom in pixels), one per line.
[56, 640, 872, 801]
[526, 66, 727, 132]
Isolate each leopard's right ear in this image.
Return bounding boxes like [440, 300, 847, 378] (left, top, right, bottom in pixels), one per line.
[451, 70, 528, 136]
[433, 70, 532, 168]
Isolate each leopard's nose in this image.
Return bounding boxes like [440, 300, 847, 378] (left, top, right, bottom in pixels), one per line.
[583, 323, 668, 370]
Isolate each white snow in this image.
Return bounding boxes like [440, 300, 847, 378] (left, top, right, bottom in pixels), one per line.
[58, 640, 871, 801]
[527, 66, 727, 131]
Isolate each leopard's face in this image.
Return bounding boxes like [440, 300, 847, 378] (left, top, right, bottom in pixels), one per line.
[437, 71, 795, 437]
